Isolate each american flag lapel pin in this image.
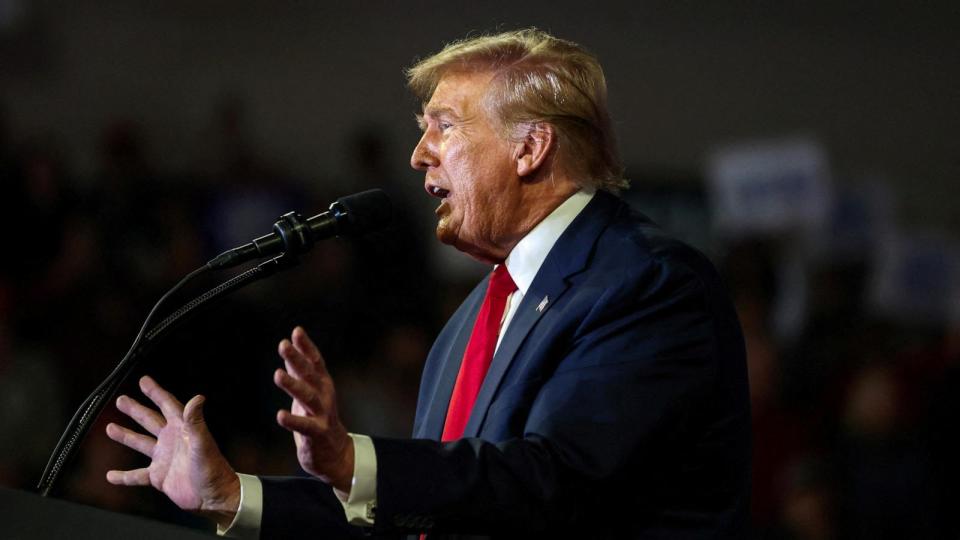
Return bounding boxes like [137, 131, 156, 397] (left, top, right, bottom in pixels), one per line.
[536, 295, 549, 313]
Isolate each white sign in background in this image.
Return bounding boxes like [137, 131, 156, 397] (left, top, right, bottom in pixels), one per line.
[868, 229, 960, 326]
[813, 179, 895, 263]
[707, 137, 833, 238]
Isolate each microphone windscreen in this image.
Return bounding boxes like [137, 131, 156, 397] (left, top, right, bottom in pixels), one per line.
[334, 189, 393, 235]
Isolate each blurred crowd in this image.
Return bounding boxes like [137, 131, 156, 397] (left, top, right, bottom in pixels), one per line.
[1, 97, 958, 539]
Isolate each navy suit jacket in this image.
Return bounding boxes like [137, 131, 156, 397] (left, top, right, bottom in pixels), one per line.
[260, 191, 751, 539]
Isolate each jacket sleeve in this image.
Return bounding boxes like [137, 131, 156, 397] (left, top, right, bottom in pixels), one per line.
[259, 476, 370, 539]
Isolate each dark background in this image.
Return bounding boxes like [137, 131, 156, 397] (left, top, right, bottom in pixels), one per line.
[1, 2, 959, 538]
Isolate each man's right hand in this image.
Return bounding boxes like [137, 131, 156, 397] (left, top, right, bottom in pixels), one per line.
[106, 375, 241, 529]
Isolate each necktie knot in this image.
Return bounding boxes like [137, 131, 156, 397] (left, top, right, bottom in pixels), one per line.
[489, 265, 517, 298]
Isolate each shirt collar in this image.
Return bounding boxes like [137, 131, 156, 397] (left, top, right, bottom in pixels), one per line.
[503, 190, 595, 295]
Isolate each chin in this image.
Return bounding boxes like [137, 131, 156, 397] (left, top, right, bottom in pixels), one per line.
[435, 223, 456, 247]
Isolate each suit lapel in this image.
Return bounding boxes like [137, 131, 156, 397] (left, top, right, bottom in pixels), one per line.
[461, 275, 568, 437]
[414, 282, 486, 440]
[462, 192, 623, 437]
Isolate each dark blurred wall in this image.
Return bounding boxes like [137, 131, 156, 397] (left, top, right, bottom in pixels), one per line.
[1, 1, 957, 228]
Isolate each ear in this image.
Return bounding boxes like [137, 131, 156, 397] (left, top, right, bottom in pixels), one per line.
[514, 122, 555, 178]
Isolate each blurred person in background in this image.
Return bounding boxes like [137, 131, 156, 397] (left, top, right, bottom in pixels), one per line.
[834, 361, 936, 538]
[775, 457, 835, 540]
[0, 311, 64, 489]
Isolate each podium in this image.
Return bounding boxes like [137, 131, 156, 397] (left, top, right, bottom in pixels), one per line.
[0, 487, 216, 539]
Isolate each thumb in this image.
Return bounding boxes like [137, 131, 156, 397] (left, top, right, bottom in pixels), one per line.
[183, 395, 207, 426]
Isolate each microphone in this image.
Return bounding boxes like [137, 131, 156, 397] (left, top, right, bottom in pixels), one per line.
[207, 189, 392, 270]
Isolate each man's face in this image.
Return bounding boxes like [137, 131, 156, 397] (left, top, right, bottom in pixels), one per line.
[410, 71, 521, 263]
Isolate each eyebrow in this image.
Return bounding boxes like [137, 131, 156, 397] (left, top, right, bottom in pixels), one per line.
[421, 105, 459, 119]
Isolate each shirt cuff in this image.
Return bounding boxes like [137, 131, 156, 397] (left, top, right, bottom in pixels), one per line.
[333, 433, 378, 526]
[217, 473, 262, 538]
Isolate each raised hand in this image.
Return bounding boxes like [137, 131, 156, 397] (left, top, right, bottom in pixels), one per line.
[274, 326, 354, 493]
[106, 375, 241, 528]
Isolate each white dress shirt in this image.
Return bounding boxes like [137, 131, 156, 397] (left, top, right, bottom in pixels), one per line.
[221, 190, 595, 537]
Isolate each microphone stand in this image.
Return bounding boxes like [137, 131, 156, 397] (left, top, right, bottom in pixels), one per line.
[37, 214, 312, 498]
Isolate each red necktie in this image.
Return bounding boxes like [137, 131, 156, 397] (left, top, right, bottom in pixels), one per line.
[441, 265, 518, 442]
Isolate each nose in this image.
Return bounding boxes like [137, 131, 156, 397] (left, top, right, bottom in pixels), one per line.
[410, 132, 438, 171]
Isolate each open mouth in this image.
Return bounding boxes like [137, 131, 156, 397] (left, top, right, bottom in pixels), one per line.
[428, 185, 450, 198]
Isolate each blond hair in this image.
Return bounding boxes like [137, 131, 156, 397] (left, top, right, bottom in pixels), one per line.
[407, 29, 628, 193]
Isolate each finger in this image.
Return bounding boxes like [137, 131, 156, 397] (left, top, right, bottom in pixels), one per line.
[139, 376, 184, 421]
[279, 339, 323, 384]
[274, 368, 323, 415]
[116, 395, 165, 436]
[183, 395, 207, 427]
[276, 409, 324, 438]
[106, 422, 156, 458]
[291, 326, 323, 365]
[106, 468, 151, 486]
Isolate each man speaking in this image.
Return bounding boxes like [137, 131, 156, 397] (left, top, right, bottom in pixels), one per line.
[106, 29, 751, 538]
